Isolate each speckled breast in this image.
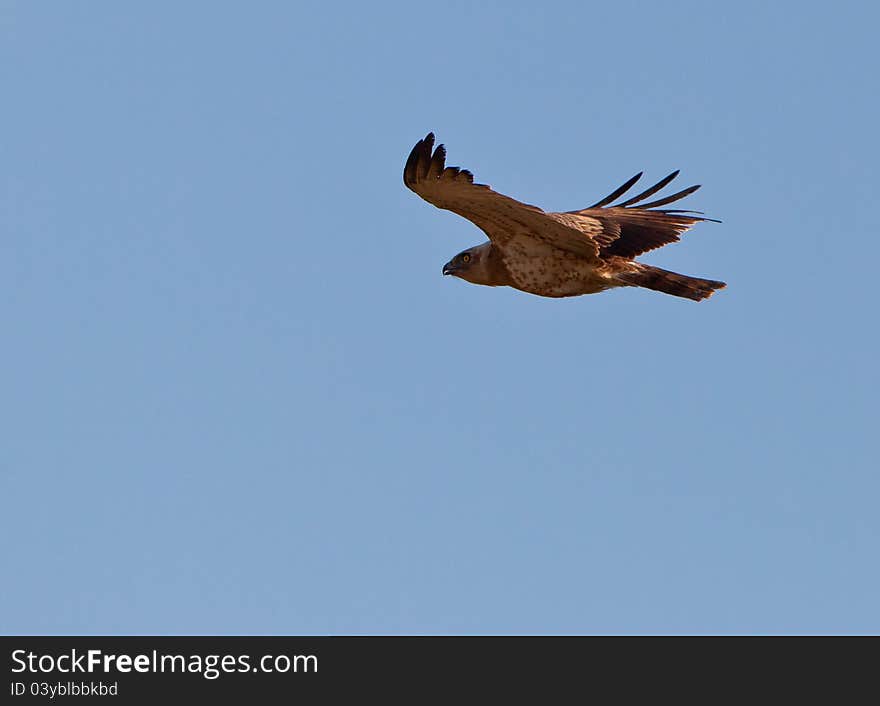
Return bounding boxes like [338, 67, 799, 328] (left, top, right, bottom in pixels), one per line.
[501, 248, 612, 298]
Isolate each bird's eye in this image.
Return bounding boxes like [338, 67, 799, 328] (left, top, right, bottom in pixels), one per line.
[461, 253, 471, 264]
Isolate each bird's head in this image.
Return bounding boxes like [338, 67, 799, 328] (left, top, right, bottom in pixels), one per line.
[442, 242, 501, 286]
[442, 248, 477, 279]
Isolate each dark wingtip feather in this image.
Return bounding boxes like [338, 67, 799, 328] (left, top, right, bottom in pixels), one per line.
[417, 136, 435, 181]
[616, 170, 680, 207]
[586, 172, 643, 209]
[428, 143, 446, 177]
[403, 142, 420, 185]
[636, 184, 701, 210]
[661, 208, 722, 224]
[404, 132, 438, 186]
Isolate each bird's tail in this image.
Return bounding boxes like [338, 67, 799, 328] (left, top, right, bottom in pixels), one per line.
[615, 264, 726, 301]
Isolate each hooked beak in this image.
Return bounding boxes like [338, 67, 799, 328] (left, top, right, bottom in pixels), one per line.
[442, 262, 457, 276]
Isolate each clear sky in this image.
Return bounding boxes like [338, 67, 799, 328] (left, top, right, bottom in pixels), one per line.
[2, 1, 877, 635]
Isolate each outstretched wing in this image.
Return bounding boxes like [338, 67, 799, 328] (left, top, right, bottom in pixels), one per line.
[564, 171, 719, 259]
[404, 133, 600, 262]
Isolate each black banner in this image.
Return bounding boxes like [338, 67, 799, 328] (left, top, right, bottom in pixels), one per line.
[2, 636, 871, 701]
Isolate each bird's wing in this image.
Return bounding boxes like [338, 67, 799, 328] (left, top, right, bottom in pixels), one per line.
[564, 171, 719, 259]
[404, 133, 600, 262]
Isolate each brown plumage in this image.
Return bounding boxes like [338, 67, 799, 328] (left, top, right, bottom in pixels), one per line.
[403, 133, 726, 301]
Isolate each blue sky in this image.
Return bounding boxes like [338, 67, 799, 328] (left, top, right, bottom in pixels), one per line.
[1, 1, 877, 634]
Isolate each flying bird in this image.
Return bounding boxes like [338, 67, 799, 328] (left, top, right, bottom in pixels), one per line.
[404, 133, 726, 301]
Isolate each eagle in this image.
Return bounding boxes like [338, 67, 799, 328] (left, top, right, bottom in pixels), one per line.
[404, 133, 726, 301]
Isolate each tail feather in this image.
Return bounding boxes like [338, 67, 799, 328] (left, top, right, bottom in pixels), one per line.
[616, 264, 726, 301]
